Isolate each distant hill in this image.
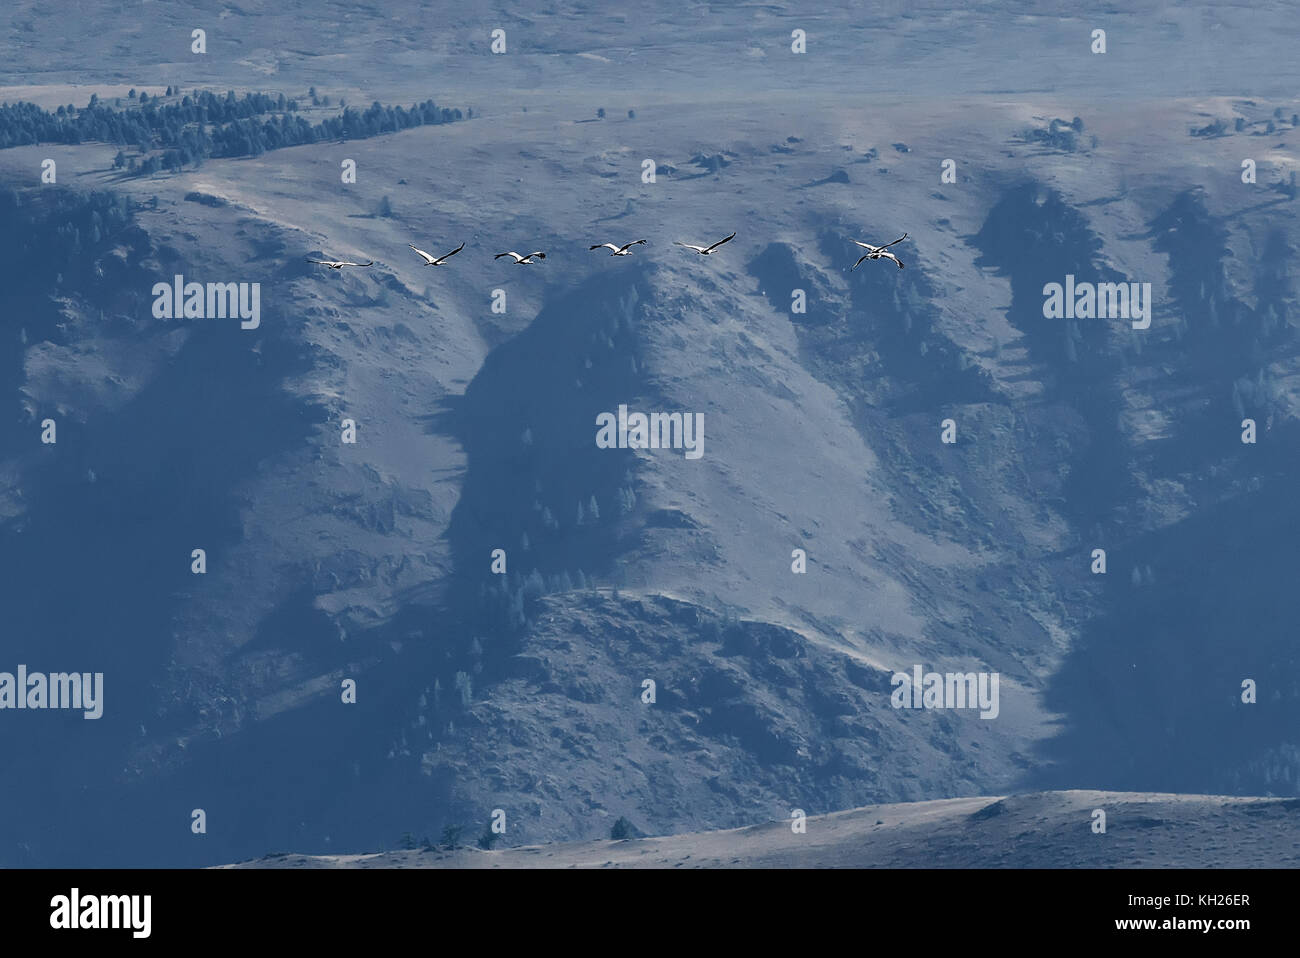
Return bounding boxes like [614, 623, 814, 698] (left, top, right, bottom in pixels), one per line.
[221, 791, 1300, 868]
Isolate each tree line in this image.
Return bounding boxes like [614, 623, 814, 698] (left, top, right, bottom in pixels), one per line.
[0, 89, 466, 175]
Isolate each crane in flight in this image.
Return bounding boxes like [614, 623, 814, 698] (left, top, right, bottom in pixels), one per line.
[674, 232, 736, 255]
[851, 233, 907, 270]
[408, 241, 465, 266]
[589, 239, 648, 256]
[307, 257, 374, 269]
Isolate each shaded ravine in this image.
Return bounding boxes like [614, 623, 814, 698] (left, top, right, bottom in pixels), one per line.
[1031, 189, 1300, 796]
[971, 181, 1134, 531]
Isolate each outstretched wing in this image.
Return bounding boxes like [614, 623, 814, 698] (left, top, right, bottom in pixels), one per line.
[342, 260, 374, 267]
[306, 258, 334, 265]
[439, 242, 466, 261]
[619, 239, 648, 253]
[529, 252, 546, 260]
[591, 243, 619, 252]
[854, 233, 907, 253]
[408, 244, 437, 264]
[495, 252, 519, 260]
[703, 231, 736, 253]
[851, 253, 872, 271]
[674, 242, 706, 253]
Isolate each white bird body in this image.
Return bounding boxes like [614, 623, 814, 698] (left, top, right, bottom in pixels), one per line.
[851, 233, 907, 270]
[308, 258, 374, 269]
[495, 251, 547, 264]
[409, 241, 465, 266]
[674, 231, 736, 255]
[589, 239, 647, 256]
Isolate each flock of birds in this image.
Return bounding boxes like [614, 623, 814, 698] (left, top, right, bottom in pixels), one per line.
[306, 231, 909, 271]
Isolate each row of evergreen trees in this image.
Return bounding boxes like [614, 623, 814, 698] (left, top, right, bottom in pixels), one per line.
[0, 89, 465, 171]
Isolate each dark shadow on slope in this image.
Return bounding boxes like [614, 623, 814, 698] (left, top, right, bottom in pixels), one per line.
[1139, 192, 1293, 479]
[149, 622, 448, 867]
[1029, 189, 1300, 797]
[1032, 435, 1300, 795]
[0, 208, 327, 866]
[432, 267, 654, 668]
[970, 182, 1133, 529]
[0, 189, 151, 452]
